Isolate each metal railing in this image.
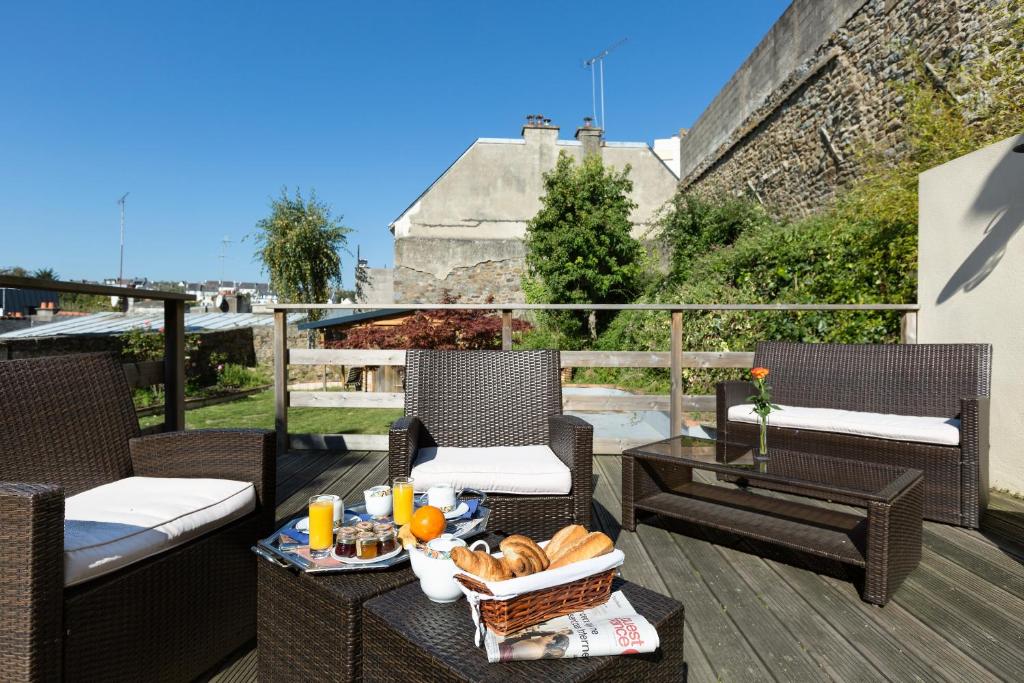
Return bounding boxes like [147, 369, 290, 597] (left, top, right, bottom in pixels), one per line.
[0, 274, 195, 432]
[271, 302, 920, 455]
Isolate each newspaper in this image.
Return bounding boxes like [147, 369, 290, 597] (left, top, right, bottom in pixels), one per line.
[483, 591, 659, 662]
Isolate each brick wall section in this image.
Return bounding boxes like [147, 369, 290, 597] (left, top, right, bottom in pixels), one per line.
[680, 0, 1008, 215]
[394, 258, 526, 304]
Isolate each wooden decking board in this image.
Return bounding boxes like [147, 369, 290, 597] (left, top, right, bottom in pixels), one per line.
[209, 451, 1024, 682]
[685, 469, 997, 683]
[595, 456, 780, 682]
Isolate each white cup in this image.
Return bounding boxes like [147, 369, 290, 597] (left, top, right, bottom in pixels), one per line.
[426, 484, 461, 514]
[364, 485, 393, 518]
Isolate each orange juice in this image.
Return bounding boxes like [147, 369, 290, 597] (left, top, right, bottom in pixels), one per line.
[393, 477, 415, 526]
[308, 497, 335, 558]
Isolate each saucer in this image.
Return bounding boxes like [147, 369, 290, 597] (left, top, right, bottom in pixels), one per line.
[295, 514, 362, 533]
[331, 545, 403, 565]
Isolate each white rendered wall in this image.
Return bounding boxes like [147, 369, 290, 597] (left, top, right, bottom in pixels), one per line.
[918, 133, 1024, 494]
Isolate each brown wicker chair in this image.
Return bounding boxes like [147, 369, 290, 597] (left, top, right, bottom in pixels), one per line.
[389, 350, 592, 538]
[0, 352, 275, 681]
[716, 342, 991, 528]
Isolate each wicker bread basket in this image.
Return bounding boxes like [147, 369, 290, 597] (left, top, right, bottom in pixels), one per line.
[454, 568, 616, 636]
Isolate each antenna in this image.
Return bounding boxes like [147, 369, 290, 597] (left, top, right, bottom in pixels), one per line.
[582, 38, 628, 131]
[219, 235, 232, 286]
[117, 192, 130, 284]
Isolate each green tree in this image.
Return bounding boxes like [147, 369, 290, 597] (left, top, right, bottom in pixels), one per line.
[0, 266, 28, 277]
[523, 153, 644, 344]
[253, 188, 350, 321]
[32, 267, 59, 280]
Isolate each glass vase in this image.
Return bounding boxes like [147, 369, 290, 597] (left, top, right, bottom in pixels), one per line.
[756, 416, 769, 461]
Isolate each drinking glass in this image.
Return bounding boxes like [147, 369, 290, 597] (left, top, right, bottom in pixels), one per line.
[308, 495, 335, 559]
[393, 477, 415, 526]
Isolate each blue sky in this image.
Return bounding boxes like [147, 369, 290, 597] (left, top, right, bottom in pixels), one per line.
[0, 1, 789, 286]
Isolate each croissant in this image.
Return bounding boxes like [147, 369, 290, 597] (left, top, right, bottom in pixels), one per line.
[500, 535, 549, 577]
[451, 546, 513, 581]
[543, 524, 588, 564]
[547, 531, 614, 570]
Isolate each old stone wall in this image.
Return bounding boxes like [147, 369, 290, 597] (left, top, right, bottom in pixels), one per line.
[680, 0, 1009, 215]
[393, 238, 526, 303]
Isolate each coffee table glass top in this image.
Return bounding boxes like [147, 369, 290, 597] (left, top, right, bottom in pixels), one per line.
[624, 434, 922, 503]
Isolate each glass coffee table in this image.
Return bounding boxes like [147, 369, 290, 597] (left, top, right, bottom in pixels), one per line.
[622, 436, 924, 605]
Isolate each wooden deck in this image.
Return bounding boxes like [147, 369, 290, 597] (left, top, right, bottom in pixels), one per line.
[209, 450, 1024, 682]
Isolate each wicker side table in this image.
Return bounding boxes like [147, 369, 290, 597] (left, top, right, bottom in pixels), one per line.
[257, 559, 416, 682]
[361, 579, 685, 682]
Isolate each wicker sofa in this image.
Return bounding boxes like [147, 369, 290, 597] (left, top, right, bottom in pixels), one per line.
[717, 342, 991, 528]
[0, 353, 275, 681]
[389, 349, 593, 538]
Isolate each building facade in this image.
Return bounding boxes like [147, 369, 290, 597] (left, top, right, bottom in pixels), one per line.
[389, 117, 680, 303]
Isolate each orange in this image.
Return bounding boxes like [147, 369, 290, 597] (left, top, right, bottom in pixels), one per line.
[410, 505, 446, 542]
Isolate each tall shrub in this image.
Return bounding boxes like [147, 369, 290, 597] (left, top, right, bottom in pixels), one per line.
[523, 153, 645, 345]
[253, 188, 350, 321]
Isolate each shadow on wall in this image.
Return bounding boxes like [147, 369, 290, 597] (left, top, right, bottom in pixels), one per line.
[937, 140, 1024, 304]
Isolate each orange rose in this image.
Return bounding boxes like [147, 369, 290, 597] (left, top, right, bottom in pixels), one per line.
[750, 367, 769, 381]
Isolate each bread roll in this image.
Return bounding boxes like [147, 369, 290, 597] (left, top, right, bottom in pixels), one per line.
[451, 547, 512, 581]
[544, 524, 588, 564]
[547, 532, 614, 569]
[500, 535, 549, 577]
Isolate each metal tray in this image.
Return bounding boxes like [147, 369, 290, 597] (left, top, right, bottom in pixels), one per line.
[253, 501, 491, 574]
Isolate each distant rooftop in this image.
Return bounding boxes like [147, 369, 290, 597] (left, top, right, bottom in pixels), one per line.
[0, 311, 306, 338]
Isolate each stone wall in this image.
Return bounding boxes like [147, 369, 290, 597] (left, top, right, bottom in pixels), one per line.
[679, 0, 1010, 215]
[393, 238, 526, 303]
[251, 322, 325, 383]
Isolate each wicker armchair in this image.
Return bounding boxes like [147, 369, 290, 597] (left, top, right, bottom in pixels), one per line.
[717, 342, 991, 528]
[0, 352, 275, 681]
[389, 350, 592, 538]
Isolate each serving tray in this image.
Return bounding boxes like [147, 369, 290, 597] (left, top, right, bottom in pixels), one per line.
[253, 500, 490, 574]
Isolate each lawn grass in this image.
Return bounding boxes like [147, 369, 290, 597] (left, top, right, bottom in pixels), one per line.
[138, 389, 402, 433]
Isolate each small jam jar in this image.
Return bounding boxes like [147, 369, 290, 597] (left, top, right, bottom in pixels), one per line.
[355, 521, 375, 534]
[377, 529, 397, 555]
[356, 531, 379, 560]
[334, 527, 357, 558]
[372, 521, 394, 535]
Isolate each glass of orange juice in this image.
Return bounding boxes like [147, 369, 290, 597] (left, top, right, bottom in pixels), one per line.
[392, 477, 415, 526]
[308, 495, 335, 559]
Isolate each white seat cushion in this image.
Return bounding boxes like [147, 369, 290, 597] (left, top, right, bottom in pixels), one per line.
[64, 476, 256, 587]
[727, 404, 961, 446]
[411, 445, 572, 495]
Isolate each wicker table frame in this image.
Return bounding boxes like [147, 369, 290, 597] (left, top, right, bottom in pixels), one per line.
[257, 557, 416, 682]
[361, 579, 685, 682]
[622, 439, 924, 606]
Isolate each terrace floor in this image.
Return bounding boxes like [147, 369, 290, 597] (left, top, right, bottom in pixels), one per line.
[209, 450, 1024, 682]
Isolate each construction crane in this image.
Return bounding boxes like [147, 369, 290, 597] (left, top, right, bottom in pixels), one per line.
[583, 38, 628, 132]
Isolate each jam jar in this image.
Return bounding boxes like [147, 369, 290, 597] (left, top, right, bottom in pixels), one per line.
[355, 521, 375, 534]
[377, 529, 397, 555]
[334, 527, 357, 558]
[356, 531, 379, 560]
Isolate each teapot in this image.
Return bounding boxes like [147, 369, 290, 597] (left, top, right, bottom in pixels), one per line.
[408, 534, 490, 603]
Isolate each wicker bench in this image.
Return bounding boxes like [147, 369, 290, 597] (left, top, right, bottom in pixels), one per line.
[717, 342, 991, 528]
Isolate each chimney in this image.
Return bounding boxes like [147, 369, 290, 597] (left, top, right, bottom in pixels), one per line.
[522, 113, 559, 144]
[575, 117, 603, 157]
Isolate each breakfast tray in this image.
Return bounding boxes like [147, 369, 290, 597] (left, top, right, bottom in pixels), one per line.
[253, 502, 490, 574]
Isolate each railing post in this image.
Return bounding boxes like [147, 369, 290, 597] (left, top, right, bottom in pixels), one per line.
[670, 311, 683, 436]
[274, 310, 289, 456]
[163, 299, 186, 432]
[501, 309, 513, 351]
[900, 311, 918, 344]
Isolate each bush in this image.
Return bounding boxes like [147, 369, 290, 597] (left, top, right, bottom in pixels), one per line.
[215, 363, 269, 391]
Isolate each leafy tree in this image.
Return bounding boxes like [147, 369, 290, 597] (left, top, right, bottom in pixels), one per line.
[0, 266, 28, 277]
[32, 267, 59, 280]
[253, 188, 350, 321]
[523, 153, 645, 344]
[328, 293, 530, 350]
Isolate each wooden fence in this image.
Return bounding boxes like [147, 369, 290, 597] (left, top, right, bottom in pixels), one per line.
[271, 303, 920, 455]
[0, 274, 195, 433]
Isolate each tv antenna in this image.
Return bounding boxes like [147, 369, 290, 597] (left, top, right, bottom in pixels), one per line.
[583, 38, 627, 132]
[219, 235, 232, 286]
[117, 192, 130, 284]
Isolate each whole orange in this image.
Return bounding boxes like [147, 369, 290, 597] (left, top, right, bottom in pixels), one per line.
[410, 505, 446, 541]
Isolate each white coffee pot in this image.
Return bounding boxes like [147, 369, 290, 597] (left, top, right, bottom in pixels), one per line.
[408, 534, 490, 603]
